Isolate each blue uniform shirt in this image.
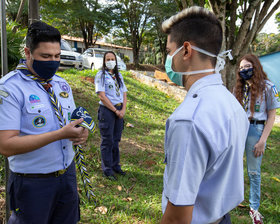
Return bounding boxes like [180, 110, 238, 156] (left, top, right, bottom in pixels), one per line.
[0, 69, 76, 173]
[246, 80, 280, 120]
[95, 70, 127, 105]
[162, 73, 249, 223]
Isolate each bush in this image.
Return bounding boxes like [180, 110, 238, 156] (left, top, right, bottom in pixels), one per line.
[0, 21, 26, 75]
[123, 55, 130, 63]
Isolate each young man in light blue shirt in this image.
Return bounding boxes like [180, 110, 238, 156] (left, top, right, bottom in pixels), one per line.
[160, 7, 249, 224]
[0, 21, 88, 223]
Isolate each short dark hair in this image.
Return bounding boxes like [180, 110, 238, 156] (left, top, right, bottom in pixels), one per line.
[162, 6, 222, 66]
[26, 21, 61, 52]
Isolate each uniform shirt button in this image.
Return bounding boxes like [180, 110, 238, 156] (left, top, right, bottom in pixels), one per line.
[63, 146, 66, 149]
[193, 94, 198, 98]
[65, 163, 67, 167]
[38, 110, 41, 113]
[68, 106, 70, 108]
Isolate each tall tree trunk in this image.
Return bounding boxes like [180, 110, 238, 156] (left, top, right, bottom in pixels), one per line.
[133, 47, 140, 69]
[28, 0, 39, 25]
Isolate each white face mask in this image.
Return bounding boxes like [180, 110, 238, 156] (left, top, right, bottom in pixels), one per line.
[105, 60, 116, 70]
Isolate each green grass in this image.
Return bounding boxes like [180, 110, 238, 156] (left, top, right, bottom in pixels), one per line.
[0, 69, 279, 223]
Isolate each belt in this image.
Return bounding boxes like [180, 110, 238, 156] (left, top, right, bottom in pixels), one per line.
[12, 168, 68, 178]
[115, 103, 122, 106]
[250, 120, 265, 125]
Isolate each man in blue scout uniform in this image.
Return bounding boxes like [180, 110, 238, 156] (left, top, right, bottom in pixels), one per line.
[0, 21, 88, 223]
[160, 7, 249, 224]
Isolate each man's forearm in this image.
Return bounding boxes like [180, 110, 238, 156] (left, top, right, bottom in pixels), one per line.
[0, 129, 63, 157]
[161, 201, 193, 224]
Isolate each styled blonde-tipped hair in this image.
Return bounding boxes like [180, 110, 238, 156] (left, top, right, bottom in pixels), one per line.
[161, 6, 222, 66]
[162, 6, 212, 33]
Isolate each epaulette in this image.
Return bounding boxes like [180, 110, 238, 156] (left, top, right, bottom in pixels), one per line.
[0, 71, 18, 85]
[174, 94, 200, 121]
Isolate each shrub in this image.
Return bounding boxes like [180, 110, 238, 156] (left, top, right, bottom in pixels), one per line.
[0, 21, 26, 75]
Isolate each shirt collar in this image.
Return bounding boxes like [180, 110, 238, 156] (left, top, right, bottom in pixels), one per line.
[187, 73, 223, 95]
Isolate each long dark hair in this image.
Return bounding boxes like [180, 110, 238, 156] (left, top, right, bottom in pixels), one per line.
[234, 54, 268, 117]
[101, 51, 122, 87]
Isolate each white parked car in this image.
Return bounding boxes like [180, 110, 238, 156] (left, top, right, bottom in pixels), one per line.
[59, 39, 83, 70]
[81, 48, 127, 71]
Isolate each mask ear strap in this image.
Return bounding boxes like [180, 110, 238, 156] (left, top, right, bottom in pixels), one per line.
[171, 46, 184, 57]
[191, 45, 233, 73]
[216, 50, 233, 73]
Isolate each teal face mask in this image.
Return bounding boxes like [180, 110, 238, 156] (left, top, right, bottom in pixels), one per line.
[165, 46, 184, 86]
[165, 45, 233, 86]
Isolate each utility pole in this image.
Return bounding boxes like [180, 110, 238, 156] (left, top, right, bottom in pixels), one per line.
[28, 0, 39, 25]
[1, 0, 10, 223]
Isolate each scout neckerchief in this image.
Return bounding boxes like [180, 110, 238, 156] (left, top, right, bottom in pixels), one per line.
[16, 61, 97, 204]
[110, 72, 120, 96]
[243, 82, 250, 112]
[71, 107, 97, 204]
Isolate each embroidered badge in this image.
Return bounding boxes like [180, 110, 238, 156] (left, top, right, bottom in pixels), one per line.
[68, 112, 71, 121]
[272, 85, 279, 97]
[109, 84, 114, 89]
[29, 94, 41, 103]
[254, 104, 260, 112]
[59, 82, 70, 93]
[0, 90, 9, 98]
[33, 116, 46, 128]
[59, 92, 69, 98]
[31, 104, 45, 110]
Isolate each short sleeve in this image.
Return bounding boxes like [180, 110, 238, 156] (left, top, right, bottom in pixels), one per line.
[165, 120, 209, 205]
[266, 84, 280, 110]
[95, 71, 105, 93]
[0, 86, 21, 130]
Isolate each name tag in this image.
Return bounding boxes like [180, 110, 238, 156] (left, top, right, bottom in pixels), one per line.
[254, 104, 260, 112]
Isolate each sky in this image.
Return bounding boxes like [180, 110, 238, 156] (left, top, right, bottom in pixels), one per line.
[261, 4, 279, 34]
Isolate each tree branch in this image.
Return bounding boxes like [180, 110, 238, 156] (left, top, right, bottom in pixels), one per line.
[232, 0, 261, 56]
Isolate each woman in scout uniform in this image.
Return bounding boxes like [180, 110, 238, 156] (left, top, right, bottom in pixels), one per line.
[95, 51, 127, 180]
[234, 54, 280, 224]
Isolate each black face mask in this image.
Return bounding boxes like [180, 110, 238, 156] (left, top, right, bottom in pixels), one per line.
[32, 59, 60, 80]
[239, 68, 253, 80]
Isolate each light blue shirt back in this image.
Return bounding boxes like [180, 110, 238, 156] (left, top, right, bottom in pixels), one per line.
[0, 70, 76, 173]
[162, 73, 249, 223]
[95, 70, 127, 105]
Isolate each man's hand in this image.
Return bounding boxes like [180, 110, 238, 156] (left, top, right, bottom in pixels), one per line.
[59, 118, 89, 144]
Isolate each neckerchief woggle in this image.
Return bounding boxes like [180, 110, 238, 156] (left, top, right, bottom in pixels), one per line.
[16, 60, 97, 204]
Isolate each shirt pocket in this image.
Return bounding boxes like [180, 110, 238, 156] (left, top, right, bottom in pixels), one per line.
[23, 105, 53, 132]
[59, 98, 75, 124]
[105, 81, 115, 93]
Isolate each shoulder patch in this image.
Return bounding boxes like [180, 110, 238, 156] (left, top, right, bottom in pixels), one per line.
[272, 85, 279, 97]
[174, 95, 200, 121]
[0, 71, 18, 84]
